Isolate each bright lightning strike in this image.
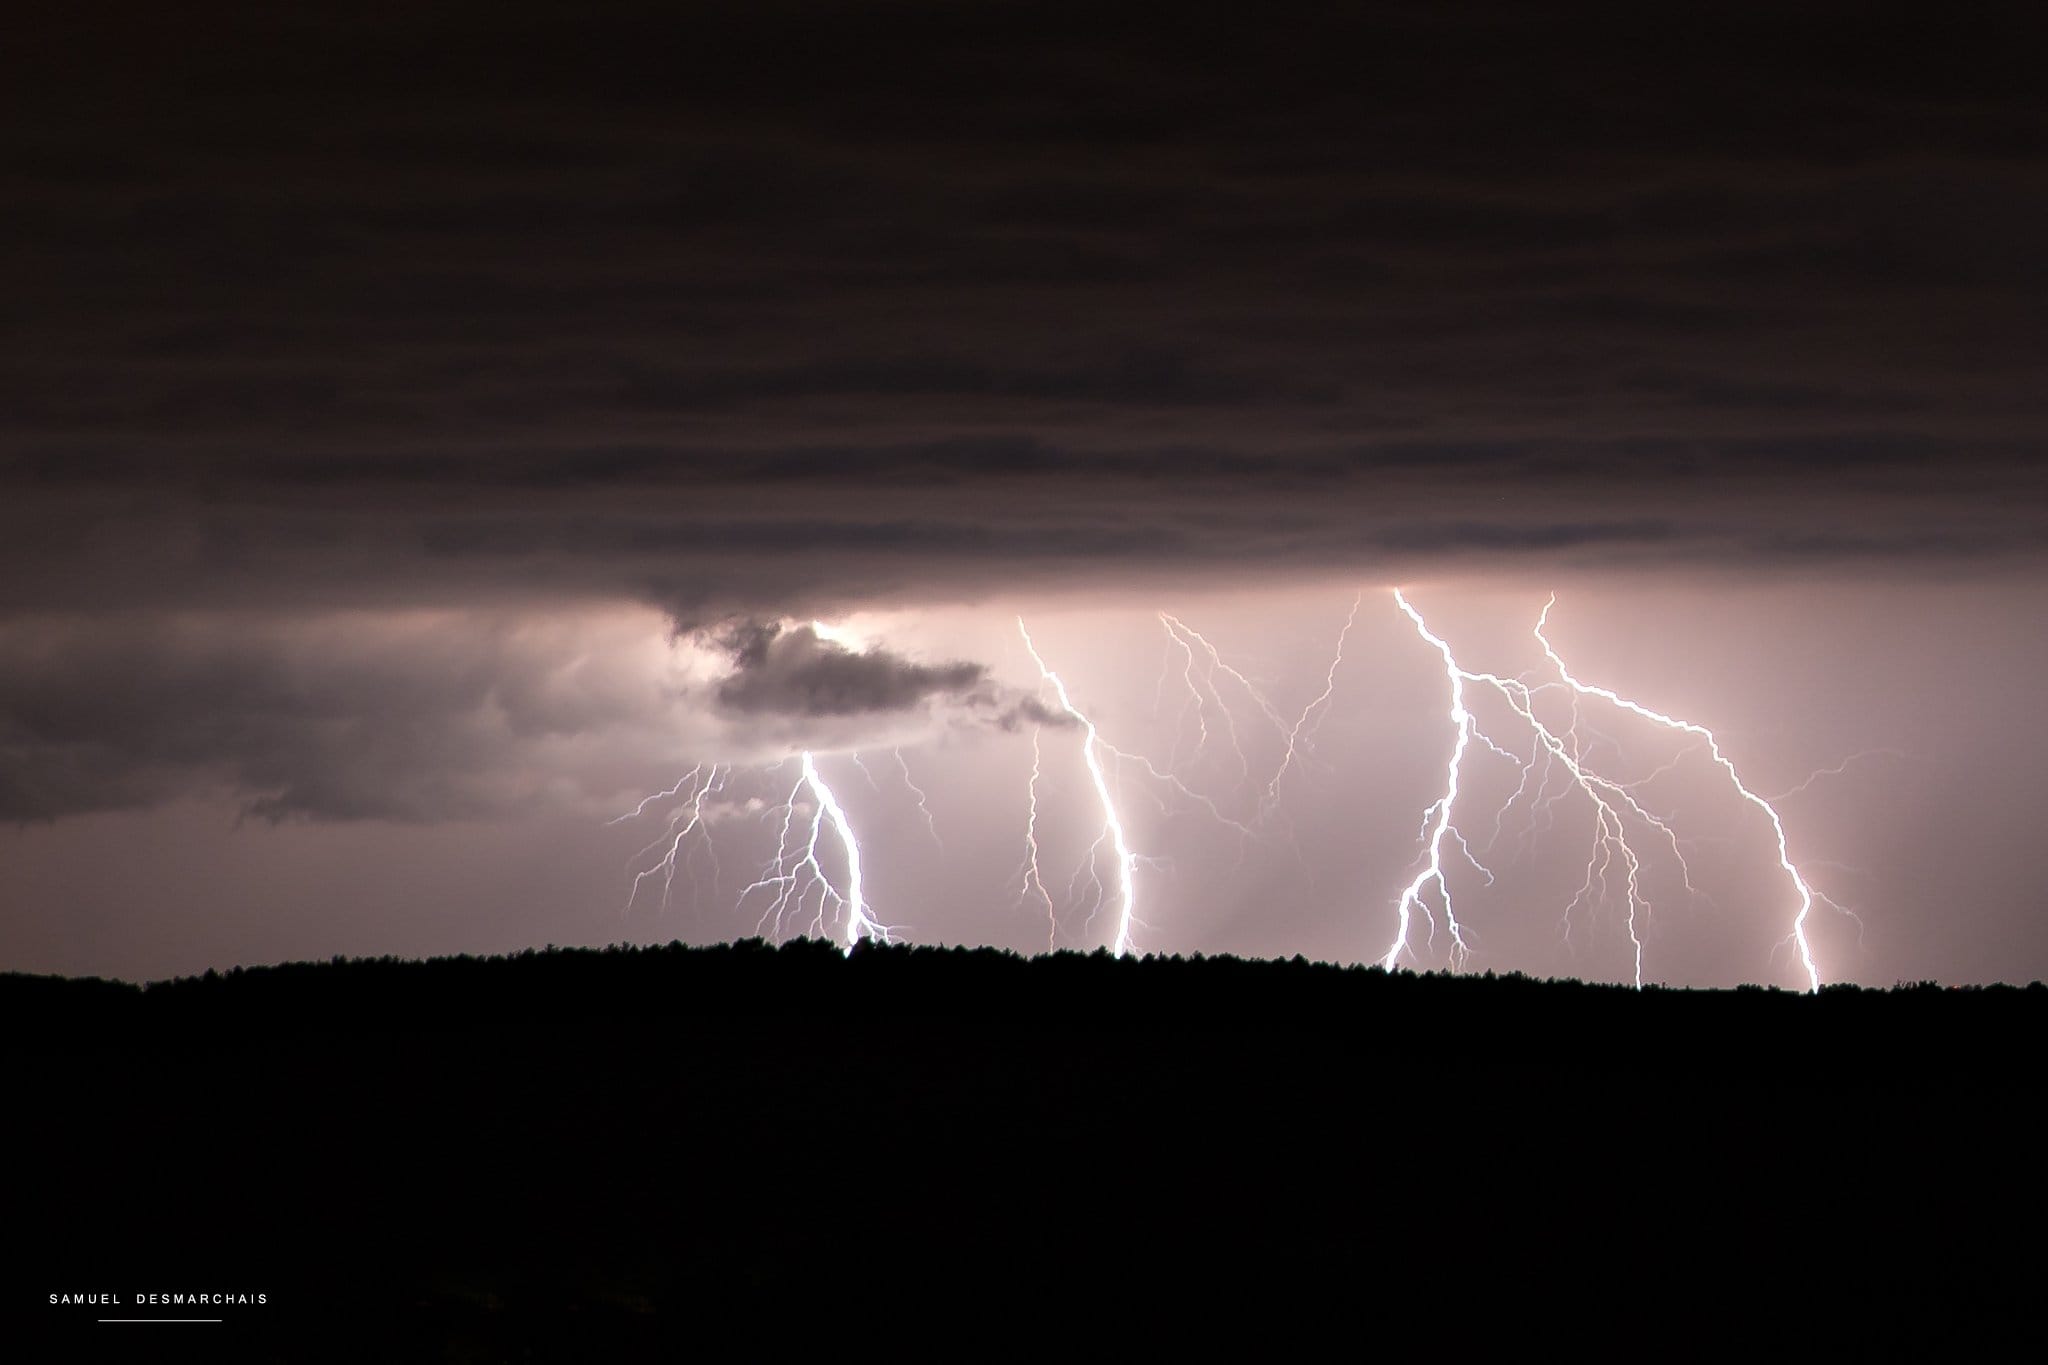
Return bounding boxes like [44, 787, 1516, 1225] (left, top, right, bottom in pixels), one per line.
[1532, 596, 1832, 992]
[1386, 592, 1696, 988]
[1380, 589, 1845, 992]
[1018, 618, 1141, 957]
[739, 751, 895, 955]
[1385, 592, 1477, 972]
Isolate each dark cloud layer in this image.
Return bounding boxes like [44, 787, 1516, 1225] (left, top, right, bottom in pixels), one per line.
[0, 609, 1055, 823]
[1, 2, 2044, 622]
[0, 614, 625, 822]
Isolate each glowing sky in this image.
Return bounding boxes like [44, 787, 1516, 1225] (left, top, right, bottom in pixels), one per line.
[3, 3, 2045, 984]
[2, 577, 2043, 988]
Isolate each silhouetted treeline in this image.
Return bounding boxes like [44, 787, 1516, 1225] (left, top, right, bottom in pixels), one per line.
[9, 941, 2043, 1359]
[6, 936, 2040, 1051]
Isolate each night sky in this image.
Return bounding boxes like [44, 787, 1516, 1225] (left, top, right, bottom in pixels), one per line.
[4, 2, 2045, 986]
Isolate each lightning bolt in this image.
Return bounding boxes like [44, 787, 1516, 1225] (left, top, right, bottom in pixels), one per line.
[1153, 599, 1363, 817]
[1140, 598, 1363, 891]
[1478, 671, 1683, 989]
[849, 750, 886, 795]
[895, 747, 943, 851]
[1266, 590, 1363, 810]
[1018, 618, 1142, 957]
[738, 751, 895, 955]
[1158, 612, 1271, 785]
[1761, 749, 1906, 802]
[1015, 726, 1058, 950]
[1383, 589, 1841, 991]
[1531, 596, 1831, 991]
[1156, 614, 1215, 774]
[1387, 593, 1693, 988]
[620, 762, 727, 913]
[1384, 592, 1477, 972]
[613, 620, 963, 953]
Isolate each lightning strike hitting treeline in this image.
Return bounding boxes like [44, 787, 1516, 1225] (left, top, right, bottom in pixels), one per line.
[1382, 590, 1845, 991]
[1385, 591, 1479, 975]
[1013, 617, 1274, 955]
[1384, 594, 1671, 987]
[611, 597, 1856, 989]
[736, 751, 895, 953]
[1017, 618, 1142, 957]
[621, 751, 894, 956]
[1531, 596, 1831, 991]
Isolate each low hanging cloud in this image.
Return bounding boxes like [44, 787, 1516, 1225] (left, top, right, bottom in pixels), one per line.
[704, 619, 1073, 737]
[709, 621, 985, 716]
[0, 608, 1063, 825]
[0, 610, 693, 823]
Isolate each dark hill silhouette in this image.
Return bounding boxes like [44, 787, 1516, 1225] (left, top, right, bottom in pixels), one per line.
[8, 940, 2043, 1358]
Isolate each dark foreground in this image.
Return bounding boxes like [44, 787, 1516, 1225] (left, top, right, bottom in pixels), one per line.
[7, 940, 2043, 1358]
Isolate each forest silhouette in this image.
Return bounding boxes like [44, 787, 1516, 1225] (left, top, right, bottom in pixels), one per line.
[11, 939, 2041, 1355]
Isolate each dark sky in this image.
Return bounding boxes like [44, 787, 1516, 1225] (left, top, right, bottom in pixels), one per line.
[3, 2, 2045, 985]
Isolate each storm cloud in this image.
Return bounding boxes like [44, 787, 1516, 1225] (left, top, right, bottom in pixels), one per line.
[0, 608, 1050, 824]
[2, 1, 2044, 626]
[0, 611, 690, 822]
[710, 621, 985, 716]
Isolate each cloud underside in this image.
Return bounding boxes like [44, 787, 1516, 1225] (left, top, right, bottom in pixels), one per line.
[4, 4, 2046, 822]
[711, 620, 984, 717]
[2, 462, 2040, 628]
[2, 3, 2045, 619]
